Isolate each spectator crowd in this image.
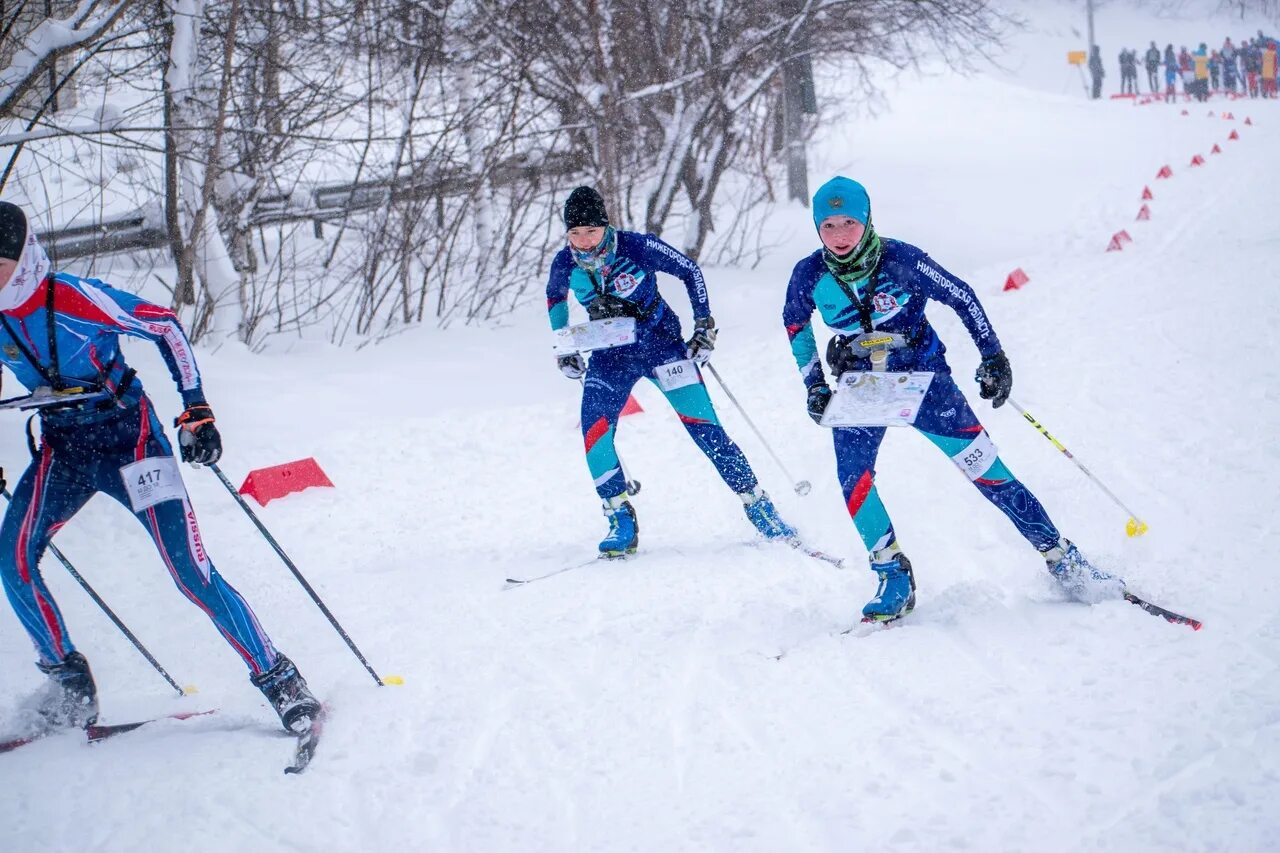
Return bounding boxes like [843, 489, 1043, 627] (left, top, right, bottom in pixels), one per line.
[1090, 30, 1278, 102]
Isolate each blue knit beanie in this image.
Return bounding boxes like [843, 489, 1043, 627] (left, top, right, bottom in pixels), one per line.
[811, 177, 870, 231]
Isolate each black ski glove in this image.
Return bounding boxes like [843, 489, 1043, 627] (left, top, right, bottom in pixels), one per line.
[686, 316, 717, 365]
[826, 334, 856, 376]
[557, 353, 586, 380]
[806, 383, 832, 425]
[174, 404, 222, 464]
[975, 351, 1012, 408]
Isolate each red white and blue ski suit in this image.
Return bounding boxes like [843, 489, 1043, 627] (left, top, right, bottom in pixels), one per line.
[0, 234, 278, 673]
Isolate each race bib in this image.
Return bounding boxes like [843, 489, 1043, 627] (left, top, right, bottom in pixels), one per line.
[820, 371, 935, 428]
[120, 456, 187, 512]
[951, 430, 998, 481]
[552, 318, 637, 355]
[653, 358, 701, 392]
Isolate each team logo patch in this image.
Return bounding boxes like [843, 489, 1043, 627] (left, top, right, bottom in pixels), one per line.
[3, 345, 18, 359]
[829, 196, 843, 208]
[873, 292, 899, 313]
[612, 272, 640, 296]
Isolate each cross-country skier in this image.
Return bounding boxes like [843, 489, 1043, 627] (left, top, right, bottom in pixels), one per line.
[0, 201, 319, 734]
[782, 177, 1124, 622]
[547, 186, 794, 557]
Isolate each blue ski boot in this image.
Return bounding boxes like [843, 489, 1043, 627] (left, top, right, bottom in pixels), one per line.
[862, 550, 916, 623]
[599, 498, 638, 559]
[741, 488, 797, 539]
[1042, 539, 1125, 604]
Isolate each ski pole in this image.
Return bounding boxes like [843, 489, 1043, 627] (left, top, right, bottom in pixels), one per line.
[1, 489, 187, 696]
[703, 362, 812, 496]
[207, 464, 387, 685]
[579, 377, 641, 496]
[1007, 398, 1148, 537]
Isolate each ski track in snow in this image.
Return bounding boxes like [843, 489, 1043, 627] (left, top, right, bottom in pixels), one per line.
[3, 1, 1280, 850]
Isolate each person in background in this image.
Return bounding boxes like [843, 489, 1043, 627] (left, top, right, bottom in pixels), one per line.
[1163, 44, 1179, 103]
[1118, 48, 1136, 95]
[1261, 39, 1277, 98]
[1088, 45, 1105, 99]
[1144, 41, 1162, 92]
[1222, 38, 1239, 94]
[1244, 38, 1261, 97]
[545, 186, 796, 558]
[1193, 43, 1210, 101]
[1209, 50, 1221, 93]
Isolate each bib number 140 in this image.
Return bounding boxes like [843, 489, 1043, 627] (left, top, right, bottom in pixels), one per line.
[653, 358, 701, 392]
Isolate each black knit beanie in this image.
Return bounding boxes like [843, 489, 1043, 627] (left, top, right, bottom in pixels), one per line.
[563, 186, 609, 229]
[0, 201, 27, 261]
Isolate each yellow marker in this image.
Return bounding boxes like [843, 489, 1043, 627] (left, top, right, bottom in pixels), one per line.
[1126, 518, 1149, 538]
[383, 675, 405, 685]
[183, 684, 199, 695]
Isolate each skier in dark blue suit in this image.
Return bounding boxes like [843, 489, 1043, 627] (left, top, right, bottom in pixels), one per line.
[547, 186, 793, 556]
[0, 201, 318, 734]
[783, 177, 1123, 622]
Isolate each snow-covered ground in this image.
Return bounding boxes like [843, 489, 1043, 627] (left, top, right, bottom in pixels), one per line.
[3, 2, 1279, 850]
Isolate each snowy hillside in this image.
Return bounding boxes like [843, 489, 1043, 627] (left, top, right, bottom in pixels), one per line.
[3, 1, 1279, 850]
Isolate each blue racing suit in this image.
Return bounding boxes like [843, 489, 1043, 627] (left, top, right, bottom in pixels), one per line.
[783, 238, 1061, 558]
[0, 261, 279, 674]
[546, 230, 757, 500]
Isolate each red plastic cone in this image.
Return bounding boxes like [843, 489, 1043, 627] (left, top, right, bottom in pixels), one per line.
[1190, 154, 1205, 166]
[1229, 129, 1240, 140]
[1224, 112, 1235, 120]
[620, 394, 644, 416]
[1106, 234, 1124, 252]
[1180, 109, 1189, 115]
[1003, 268, 1029, 292]
[1116, 229, 1133, 244]
[1208, 110, 1216, 117]
[1245, 117, 1253, 125]
[239, 458, 334, 507]
[1136, 204, 1150, 221]
[1211, 143, 1222, 154]
[1141, 186, 1154, 200]
[1156, 165, 1173, 179]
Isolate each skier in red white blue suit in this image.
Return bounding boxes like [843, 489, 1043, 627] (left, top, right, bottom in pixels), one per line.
[783, 177, 1124, 622]
[546, 186, 794, 557]
[0, 201, 317, 734]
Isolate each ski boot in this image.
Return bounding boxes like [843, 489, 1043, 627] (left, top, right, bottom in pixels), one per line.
[599, 497, 638, 559]
[251, 654, 322, 733]
[32, 651, 99, 727]
[1042, 539, 1125, 604]
[862, 549, 917, 623]
[740, 488, 798, 540]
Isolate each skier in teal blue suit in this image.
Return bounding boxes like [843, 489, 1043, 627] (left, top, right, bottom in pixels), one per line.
[783, 177, 1124, 622]
[546, 186, 794, 557]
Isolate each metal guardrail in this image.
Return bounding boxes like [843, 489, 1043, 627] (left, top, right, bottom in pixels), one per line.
[41, 150, 582, 262]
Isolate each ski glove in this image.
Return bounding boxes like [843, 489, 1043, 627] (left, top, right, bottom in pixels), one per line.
[174, 404, 222, 464]
[686, 316, 717, 365]
[975, 351, 1012, 408]
[806, 383, 832, 425]
[557, 353, 587, 380]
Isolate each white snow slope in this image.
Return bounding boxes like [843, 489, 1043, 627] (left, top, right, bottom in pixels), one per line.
[3, 2, 1279, 851]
